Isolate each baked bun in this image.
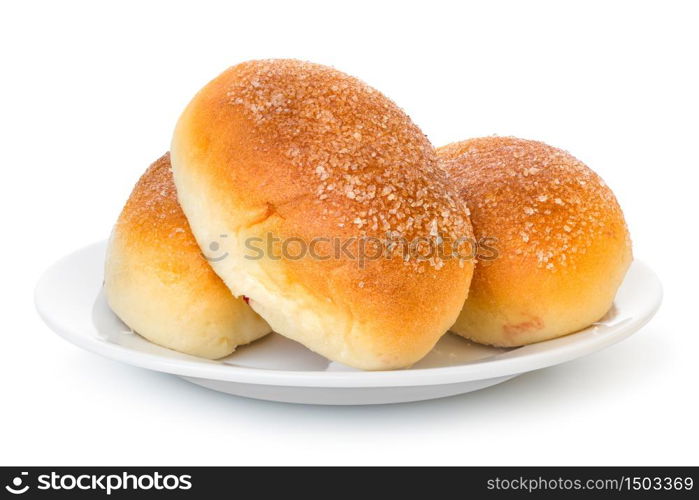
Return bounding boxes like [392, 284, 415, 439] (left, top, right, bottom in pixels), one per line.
[171, 59, 474, 370]
[104, 153, 270, 359]
[438, 137, 632, 346]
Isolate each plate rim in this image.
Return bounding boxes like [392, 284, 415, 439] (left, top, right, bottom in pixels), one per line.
[35, 241, 663, 388]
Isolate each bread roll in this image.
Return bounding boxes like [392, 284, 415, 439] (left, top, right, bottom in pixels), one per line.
[104, 153, 270, 359]
[438, 137, 632, 346]
[171, 60, 475, 370]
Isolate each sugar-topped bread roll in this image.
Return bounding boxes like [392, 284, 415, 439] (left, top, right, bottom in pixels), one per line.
[104, 153, 270, 359]
[171, 60, 475, 370]
[438, 137, 632, 346]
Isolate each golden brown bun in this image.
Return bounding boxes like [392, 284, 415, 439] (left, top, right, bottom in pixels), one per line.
[104, 153, 270, 359]
[438, 137, 632, 346]
[171, 59, 475, 370]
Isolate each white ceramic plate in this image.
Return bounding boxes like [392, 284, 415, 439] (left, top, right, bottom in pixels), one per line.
[35, 241, 662, 405]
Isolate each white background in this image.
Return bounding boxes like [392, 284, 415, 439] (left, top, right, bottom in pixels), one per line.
[1, 0, 697, 465]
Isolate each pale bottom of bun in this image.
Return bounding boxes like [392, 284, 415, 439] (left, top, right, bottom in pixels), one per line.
[450, 261, 630, 347]
[451, 298, 612, 347]
[105, 245, 270, 359]
[191, 239, 459, 370]
[179, 224, 431, 370]
[170, 181, 457, 370]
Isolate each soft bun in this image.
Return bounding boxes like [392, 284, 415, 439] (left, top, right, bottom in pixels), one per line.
[171, 60, 475, 370]
[438, 137, 632, 346]
[104, 153, 270, 359]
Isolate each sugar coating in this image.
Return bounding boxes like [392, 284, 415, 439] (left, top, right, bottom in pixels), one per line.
[116, 153, 191, 244]
[438, 137, 630, 272]
[224, 60, 472, 270]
